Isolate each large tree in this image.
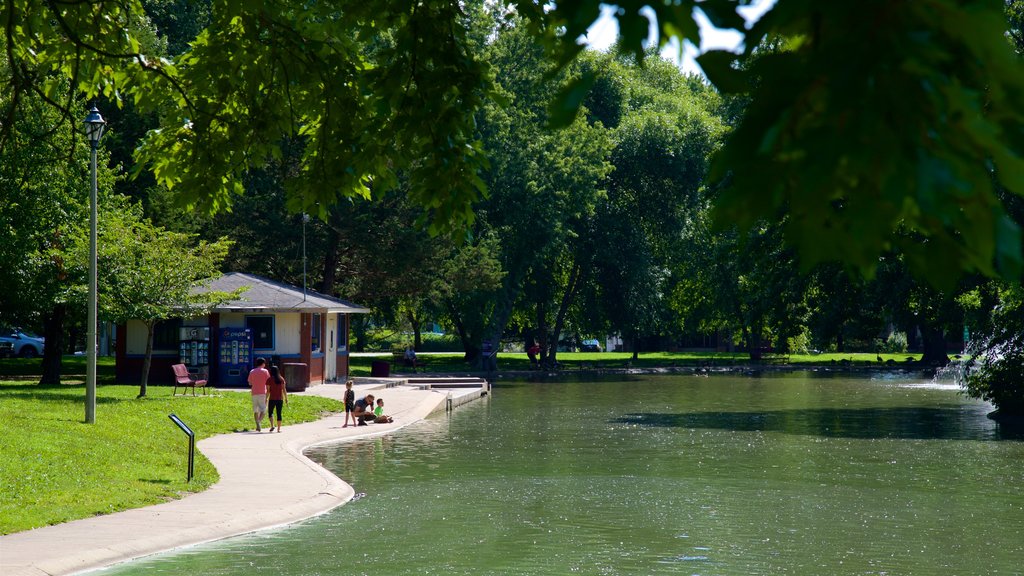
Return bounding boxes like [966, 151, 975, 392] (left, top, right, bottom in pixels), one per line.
[460, 22, 612, 370]
[0, 90, 118, 383]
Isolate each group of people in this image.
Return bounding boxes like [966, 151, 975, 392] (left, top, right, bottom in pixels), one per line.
[342, 380, 393, 427]
[246, 357, 287, 433]
[246, 357, 393, 433]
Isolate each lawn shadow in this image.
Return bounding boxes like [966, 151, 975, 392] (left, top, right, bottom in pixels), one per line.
[1, 388, 127, 405]
[613, 406, 1023, 441]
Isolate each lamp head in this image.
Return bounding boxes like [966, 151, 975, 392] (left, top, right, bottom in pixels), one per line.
[83, 106, 106, 143]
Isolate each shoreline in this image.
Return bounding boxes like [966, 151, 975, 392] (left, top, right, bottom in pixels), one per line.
[0, 383, 473, 576]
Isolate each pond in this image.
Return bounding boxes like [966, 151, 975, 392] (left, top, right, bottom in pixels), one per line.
[101, 372, 1024, 575]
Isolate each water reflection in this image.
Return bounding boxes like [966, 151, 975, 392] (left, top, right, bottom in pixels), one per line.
[614, 405, 1023, 440]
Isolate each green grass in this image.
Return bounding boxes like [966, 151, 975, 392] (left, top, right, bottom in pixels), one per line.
[350, 351, 924, 374]
[0, 355, 117, 379]
[0, 380, 342, 535]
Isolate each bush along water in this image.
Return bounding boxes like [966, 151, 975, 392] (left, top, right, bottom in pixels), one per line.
[961, 285, 1024, 419]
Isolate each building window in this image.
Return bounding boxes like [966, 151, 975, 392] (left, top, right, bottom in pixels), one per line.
[311, 313, 321, 352]
[153, 319, 182, 350]
[246, 316, 275, 350]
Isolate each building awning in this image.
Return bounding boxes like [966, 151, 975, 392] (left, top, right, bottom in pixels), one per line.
[195, 272, 370, 314]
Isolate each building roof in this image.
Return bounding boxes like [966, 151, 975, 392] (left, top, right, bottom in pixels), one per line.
[199, 272, 370, 314]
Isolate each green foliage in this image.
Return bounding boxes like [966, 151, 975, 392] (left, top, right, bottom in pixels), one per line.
[0, 382, 340, 534]
[524, 0, 1024, 287]
[787, 330, 811, 355]
[1008, 0, 1024, 54]
[87, 207, 237, 325]
[709, 0, 1024, 287]
[0, 94, 105, 323]
[3, 0, 492, 234]
[879, 332, 909, 354]
[964, 284, 1024, 415]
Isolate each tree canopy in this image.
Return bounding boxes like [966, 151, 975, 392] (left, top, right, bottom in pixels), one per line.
[3, 0, 1022, 287]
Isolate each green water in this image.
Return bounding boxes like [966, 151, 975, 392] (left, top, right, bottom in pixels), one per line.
[102, 373, 1024, 575]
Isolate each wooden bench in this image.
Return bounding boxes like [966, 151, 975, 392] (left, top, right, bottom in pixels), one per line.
[392, 351, 425, 373]
[172, 363, 208, 396]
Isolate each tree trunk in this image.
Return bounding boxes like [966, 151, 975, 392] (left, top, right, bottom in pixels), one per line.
[475, 298, 515, 372]
[39, 304, 67, 385]
[747, 327, 763, 362]
[406, 310, 422, 350]
[535, 301, 550, 368]
[836, 331, 845, 353]
[139, 321, 155, 398]
[549, 262, 582, 370]
[919, 325, 949, 366]
[447, 302, 474, 363]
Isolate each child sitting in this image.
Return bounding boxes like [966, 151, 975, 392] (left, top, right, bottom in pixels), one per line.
[373, 398, 394, 423]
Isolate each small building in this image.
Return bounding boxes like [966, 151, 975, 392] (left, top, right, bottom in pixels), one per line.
[115, 273, 369, 387]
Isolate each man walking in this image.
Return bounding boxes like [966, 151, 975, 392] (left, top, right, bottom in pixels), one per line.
[248, 357, 270, 432]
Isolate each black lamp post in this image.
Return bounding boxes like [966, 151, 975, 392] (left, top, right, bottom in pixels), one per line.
[84, 106, 105, 424]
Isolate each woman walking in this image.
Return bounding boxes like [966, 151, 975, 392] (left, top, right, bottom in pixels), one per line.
[267, 365, 288, 433]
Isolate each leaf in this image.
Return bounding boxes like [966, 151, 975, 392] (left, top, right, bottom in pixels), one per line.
[547, 72, 597, 129]
[696, 50, 746, 93]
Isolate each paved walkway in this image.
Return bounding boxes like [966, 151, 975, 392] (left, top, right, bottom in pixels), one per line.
[0, 383, 454, 576]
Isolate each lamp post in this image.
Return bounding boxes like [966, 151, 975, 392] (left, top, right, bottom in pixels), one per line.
[84, 106, 105, 424]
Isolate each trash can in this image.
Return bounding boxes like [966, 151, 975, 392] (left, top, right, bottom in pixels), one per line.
[370, 360, 390, 378]
[282, 363, 309, 392]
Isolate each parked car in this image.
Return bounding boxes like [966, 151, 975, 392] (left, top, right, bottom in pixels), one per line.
[0, 340, 13, 358]
[581, 339, 602, 352]
[0, 329, 45, 358]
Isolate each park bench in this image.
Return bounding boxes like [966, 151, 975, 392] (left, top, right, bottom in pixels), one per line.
[392, 351, 425, 373]
[172, 363, 208, 396]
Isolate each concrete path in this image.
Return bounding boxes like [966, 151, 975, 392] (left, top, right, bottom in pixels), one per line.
[0, 383, 455, 576]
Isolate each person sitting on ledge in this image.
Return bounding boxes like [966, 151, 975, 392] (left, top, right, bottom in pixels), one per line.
[373, 397, 394, 423]
[353, 393, 376, 425]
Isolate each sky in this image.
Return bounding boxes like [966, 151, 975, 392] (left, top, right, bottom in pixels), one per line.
[582, 0, 777, 75]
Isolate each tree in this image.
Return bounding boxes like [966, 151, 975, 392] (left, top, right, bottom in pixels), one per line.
[462, 22, 612, 370]
[6, 1, 1020, 288]
[3, 0, 492, 235]
[671, 211, 808, 361]
[522, 0, 1024, 287]
[87, 207, 237, 397]
[588, 66, 724, 358]
[964, 284, 1024, 416]
[0, 87, 120, 383]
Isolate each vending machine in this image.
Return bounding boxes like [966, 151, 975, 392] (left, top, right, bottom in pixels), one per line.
[218, 328, 253, 387]
[178, 326, 210, 375]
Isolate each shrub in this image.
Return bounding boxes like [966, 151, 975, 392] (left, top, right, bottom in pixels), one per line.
[963, 285, 1024, 416]
[879, 331, 908, 354]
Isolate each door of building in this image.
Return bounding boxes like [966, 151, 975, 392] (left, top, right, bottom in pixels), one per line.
[325, 314, 337, 382]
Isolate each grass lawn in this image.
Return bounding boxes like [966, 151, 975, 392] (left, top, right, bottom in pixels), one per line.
[0, 379, 341, 535]
[350, 351, 924, 374]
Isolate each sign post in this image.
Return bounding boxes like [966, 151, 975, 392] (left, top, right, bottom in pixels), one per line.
[168, 414, 195, 482]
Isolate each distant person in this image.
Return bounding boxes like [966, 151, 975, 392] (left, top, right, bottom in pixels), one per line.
[342, 379, 357, 428]
[403, 346, 419, 371]
[247, 357, 270, 432]
[373, 398, 394, 423]
[266, 365, 287, 433]
[527, 342, 541, 369]
[353, 393, 376, 425]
